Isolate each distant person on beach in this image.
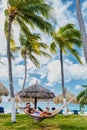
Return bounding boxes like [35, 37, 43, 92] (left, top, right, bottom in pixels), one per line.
[45, 106, 50, 111]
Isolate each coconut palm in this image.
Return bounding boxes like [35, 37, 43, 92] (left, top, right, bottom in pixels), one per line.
[50, 23, 82, 116]
[4, 0, 53, 122]
[19, 33, 51, 90]
[77, 85, 87, 112]
[76, 0, 87, 63]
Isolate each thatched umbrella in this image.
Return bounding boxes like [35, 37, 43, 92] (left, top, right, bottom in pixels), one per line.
[53, 89, 78, 104]
[0, 96, 2, 103]
[18, 81, 55, 109]
[0, 82, 9, 96]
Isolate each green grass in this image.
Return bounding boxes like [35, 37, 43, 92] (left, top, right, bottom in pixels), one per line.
[0, 114, 87, 130]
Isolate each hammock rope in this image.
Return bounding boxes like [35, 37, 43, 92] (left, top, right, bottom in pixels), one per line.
[23, 95, 77, 122]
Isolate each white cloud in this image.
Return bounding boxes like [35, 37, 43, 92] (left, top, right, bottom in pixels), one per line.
[45, 82, 55, 87]
[81, 0, 87, 31]
[69, 64, 87, 80]
[18, 79, 23, 88]
[50, 0, 76, 28]
[0, 0, 7, 54]
[46, 59, 87, 84]
[13, 64, 24, 78]
[29, 77, 40, 86]
[82, 1, 87, 11]
[13, 54, 23, 65]
[50, 88, 55, 93]
[47, 60, 61, 83]
[75, 85, 82, 90]
[0, 57, 8, 79]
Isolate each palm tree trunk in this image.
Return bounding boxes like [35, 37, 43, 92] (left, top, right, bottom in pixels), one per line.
[22, 57, 27, 90]
[60, 49, 68, 116]
[76, 0, 87, 63]
[7, 16, 16, 122]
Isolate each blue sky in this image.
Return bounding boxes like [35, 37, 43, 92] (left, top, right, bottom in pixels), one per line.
[0, 0, 87, 105]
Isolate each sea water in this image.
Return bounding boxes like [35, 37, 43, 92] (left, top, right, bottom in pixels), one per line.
[0, 101, 87, 113]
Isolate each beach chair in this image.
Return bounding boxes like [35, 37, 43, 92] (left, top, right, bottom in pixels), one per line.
[72, 110, 78, 114]
[0, 107, 4, 114]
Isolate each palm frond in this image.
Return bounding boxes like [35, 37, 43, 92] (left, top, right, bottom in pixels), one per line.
[19, 12, 53, 33]
[37, 42, 48, 49]
[27, 53, 40, 67]
[66, 38, 82, 47]
[68, 48, 82, 64]
[77, 90, 86, 101]
[59, 23, 75, 33]
[50, 42, 57, 54]
[81, 85, 87, 89]
[40, 51, 51, 58]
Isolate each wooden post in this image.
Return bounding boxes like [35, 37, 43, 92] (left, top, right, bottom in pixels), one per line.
[34, 97, 37, 109]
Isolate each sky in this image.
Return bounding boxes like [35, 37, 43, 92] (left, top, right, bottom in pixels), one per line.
[0, 0, 87, 106]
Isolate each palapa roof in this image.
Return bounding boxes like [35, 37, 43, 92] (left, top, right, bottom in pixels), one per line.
[12, 93, 35, 103]
[18, 82, 55, 99]
[0, 96, 2, 103]
[0, 82, 9, 96]
[53, 90, 78, 104]
[13, 94, 53, 103]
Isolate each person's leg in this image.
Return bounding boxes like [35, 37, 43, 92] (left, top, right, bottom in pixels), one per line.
[40, 112, 45, 117]
[43, 111, 52, 115]
[40, 112, 51, 117]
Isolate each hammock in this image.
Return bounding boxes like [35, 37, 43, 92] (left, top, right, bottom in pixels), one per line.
[23, 95, 77, 122]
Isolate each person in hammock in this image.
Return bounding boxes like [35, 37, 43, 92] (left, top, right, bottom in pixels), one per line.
[24, 102, 54, 117]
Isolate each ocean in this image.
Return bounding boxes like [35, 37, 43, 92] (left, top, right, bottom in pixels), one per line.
[0, 101, 87, 113]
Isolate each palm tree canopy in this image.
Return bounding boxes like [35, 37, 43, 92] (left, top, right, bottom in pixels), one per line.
[81, 85, 87, 89]
[4, 0, 53, 59]
[77, 85, 87, 105]
[16, 32, 51, 90]
[50, 23, 82, 64]
[77, 90, 87, 104]
[5, 0, 53, 39]
[19, 32, 51, 67]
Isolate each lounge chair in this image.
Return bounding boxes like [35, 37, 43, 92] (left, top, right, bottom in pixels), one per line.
[72, 110, 78, 114]
[0, 107, 4, 114]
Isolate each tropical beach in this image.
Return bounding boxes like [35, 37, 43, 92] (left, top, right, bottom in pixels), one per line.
[0, 0, 87, 130]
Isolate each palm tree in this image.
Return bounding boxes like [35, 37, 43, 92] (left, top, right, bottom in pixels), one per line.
[76, 0, 87, 63]
[77, 85, 87, 112]
[4, 0, 53, 122]
[19, 33, 51, 90]
[50, 23, 82, 116]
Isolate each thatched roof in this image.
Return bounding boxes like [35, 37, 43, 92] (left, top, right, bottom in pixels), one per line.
[0, 82, 9, 96]
[11, 94, 53, 104]
[12, 94, 35, 103]
[18, 82, 55, 99]
[53, 90, 78, 104]
[0, 96, 2, 103]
